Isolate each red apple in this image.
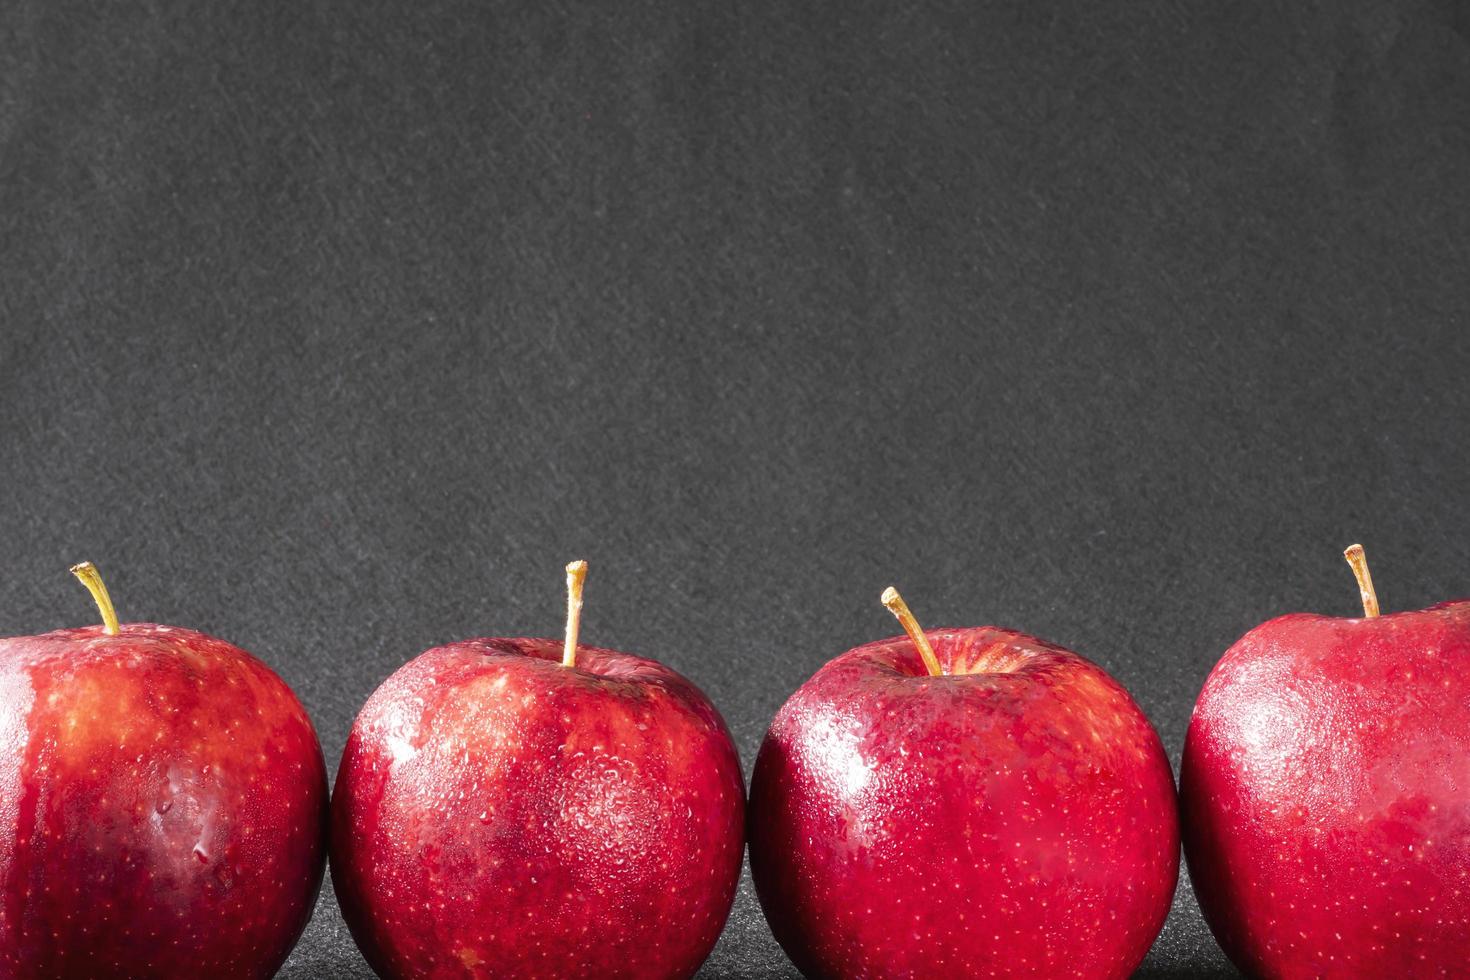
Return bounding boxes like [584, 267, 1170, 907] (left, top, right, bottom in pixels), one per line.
[330, 561, 745, 979]
[748, 587, 1179, 979]
[0, 563, 328, 978]
[1182, 544, 1470, 977]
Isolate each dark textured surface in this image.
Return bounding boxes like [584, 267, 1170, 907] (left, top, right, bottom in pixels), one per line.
[2, 1, 1469, 976]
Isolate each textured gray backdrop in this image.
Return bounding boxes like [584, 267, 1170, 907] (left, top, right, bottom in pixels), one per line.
[4, 1, 1470, 976]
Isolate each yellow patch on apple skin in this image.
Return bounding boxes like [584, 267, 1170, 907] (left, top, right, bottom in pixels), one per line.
[457, 946, 482, 968]
[60, 672, 149, 744]
[1065, 668, 1116, 704]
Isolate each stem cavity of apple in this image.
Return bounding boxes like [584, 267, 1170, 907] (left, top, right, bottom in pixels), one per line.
[69, 561, 120, 636]
[1343, 544, 1381, 618]
[562, 560, 588, 668]
[880, 586, 944, 677]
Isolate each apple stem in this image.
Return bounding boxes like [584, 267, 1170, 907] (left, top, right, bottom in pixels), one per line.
[880, 586, 943, 676]
[1342, 544, 1381, 618]
[562, 560, 588, 668]
[69, 561, 120, 635]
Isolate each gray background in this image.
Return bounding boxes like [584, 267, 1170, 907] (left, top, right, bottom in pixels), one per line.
[4, 0, 1469, 976]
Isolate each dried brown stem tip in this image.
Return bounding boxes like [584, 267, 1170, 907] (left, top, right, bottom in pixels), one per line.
[1343, 544, 1381, 618]
[881, 586, 943, 677]
[69, 561, 120, 636]
[562, 560, 589, 668]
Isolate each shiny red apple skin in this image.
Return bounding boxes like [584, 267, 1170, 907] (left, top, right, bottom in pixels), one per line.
[0, 623, 329, 978]
[1182, 602, 1470, 978]
[330, 637, 745, 979]
[748, 627, 1179, 979]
